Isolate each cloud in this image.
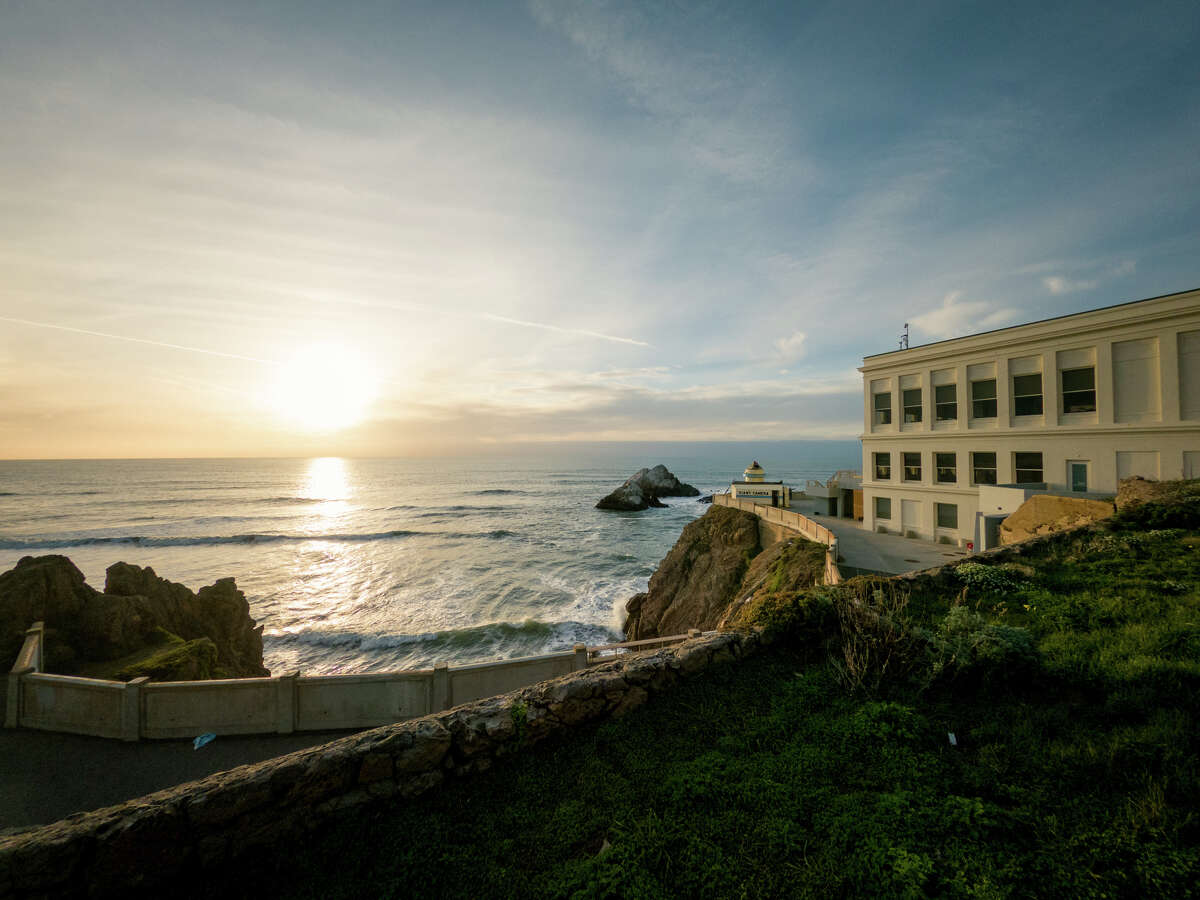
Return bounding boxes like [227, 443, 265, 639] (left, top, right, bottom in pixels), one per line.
[910, 291, 1020, 341]
[772, 331, 807, 363]
[1043, 259, 1136, 295]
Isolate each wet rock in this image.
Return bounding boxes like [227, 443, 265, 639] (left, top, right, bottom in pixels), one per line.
[596, 464, 700, 511]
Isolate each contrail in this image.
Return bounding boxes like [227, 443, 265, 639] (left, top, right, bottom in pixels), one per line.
[0, 316, 276, 365]
[480, 313, 650, 347]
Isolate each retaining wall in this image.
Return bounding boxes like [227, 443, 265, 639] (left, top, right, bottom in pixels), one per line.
[4, 629, 689, 742]
[0, 629, 763, 899]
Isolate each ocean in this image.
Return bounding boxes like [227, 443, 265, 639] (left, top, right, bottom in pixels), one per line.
[0, 442, 858, 674]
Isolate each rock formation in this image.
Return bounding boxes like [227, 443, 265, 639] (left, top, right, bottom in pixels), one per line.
[624, 505, 761, 638]
[999, 494, 1115, 545]
[595, 464, 700, 511]
[0, 555, 268, 679]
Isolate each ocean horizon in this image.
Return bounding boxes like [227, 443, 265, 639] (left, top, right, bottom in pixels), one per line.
[0, 441, 859, 674]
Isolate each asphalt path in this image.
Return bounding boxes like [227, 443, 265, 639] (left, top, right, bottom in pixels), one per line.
[0, 727, 355, 831]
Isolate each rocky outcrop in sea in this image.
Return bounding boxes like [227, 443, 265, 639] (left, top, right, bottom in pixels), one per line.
[595, 464, 700, 511]
[0, 555, 268, 680]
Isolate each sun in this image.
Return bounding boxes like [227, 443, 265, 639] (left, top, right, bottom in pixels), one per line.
[265, 342, 377, 431]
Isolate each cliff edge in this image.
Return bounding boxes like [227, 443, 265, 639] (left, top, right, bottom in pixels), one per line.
[0, 555, 268, 679]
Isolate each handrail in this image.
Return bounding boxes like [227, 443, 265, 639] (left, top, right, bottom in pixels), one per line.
[713, 494, 843, 586]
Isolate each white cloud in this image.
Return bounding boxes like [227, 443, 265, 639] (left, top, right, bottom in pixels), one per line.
[910, 291, 1020, 341]
[1043, 259, 1136, 295]
[773, 330, 807, 363]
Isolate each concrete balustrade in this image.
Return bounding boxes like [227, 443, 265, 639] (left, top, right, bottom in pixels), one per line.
[3, 625, 696, 742]
[714, 493, 844, 585]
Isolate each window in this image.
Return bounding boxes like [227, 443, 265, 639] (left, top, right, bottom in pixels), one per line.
[872, 392, 892, 425]
[971, 379, 997, 418]
[934, 384, 957, 421]
[875, 496, 892, 520]
[1014, 452, 1044, 484]
[902, 389, 922, 423]
[1013, 373, 1043, 416]
[935, 452, 957, 483]
[1061, 367, 1096, 413]
[971, 452, 997, 485]
[936, 503, 958, 529]
[873, 452, 891, 480]
[902, 452, 922, 481]
[1069, 461, 1088, 492]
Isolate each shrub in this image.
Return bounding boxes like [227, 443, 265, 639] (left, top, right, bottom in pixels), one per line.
[926, 606, 1038, 689]
[954, 562, 1024, 594]
[829, 578, 921, 694]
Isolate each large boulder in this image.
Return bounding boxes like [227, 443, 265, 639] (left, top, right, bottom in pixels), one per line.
[999, 494, 1115, 545]
[596, 464, 700, 511]
[623, 505, 761, 639]
[0, 555, 268, 679]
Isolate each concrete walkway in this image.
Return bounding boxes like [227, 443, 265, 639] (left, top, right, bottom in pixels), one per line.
[0, 728, 354, 831]
[788, 500, 968, 575]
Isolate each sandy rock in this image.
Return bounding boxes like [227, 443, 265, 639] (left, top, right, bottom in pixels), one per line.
[999, 494, 1115, 545]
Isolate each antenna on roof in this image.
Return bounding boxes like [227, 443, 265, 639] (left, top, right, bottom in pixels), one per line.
[899, 323, 909, 350]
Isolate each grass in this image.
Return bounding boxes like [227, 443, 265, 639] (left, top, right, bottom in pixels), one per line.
[226, 501, 1200, 900]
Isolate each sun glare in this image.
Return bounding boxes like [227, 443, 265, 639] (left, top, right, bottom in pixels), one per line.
[265, 343, 377, 431]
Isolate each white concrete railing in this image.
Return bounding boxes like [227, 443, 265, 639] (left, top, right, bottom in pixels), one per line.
[3, 622, 705, 742]
[714, 494, 843, 586]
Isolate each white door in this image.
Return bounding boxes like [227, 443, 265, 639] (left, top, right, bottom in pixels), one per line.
[901, 499, 921, 533]
[1185, 452, 1199, 480]
[1116, 451, 1160, 480]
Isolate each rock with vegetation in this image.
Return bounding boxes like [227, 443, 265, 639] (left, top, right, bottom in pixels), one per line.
[0, 554, 268, 680]
[596, 464, 700, 511]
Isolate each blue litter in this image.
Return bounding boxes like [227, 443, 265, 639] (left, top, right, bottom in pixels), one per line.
[193, 732, 216, 750]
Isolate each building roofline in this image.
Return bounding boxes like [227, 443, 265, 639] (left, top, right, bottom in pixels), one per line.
[862, 287, 1199, 361]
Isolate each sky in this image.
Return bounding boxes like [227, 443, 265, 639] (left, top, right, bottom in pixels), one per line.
[1, 0, 1198, 458]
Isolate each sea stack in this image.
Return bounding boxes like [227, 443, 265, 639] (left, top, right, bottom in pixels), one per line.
[596, 464, 700, 511]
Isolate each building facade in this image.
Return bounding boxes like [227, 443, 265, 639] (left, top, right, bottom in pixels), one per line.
[859, 288, 1200, 548]
[730, 461, 793, 507]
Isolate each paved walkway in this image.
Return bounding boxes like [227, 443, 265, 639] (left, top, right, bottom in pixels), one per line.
[0, 728, 354, 831]
[787, 500, 968, 575]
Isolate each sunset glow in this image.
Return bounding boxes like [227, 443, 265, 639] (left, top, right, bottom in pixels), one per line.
[264, 345, 377, 433]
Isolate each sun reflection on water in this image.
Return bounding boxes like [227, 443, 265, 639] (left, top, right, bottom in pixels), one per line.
[303, 457, 351, 520]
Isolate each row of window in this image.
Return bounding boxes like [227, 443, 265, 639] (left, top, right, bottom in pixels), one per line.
[873, 497, 960, 529]
[872, 367, 1097, 425]
[873, 451, 1044, 485]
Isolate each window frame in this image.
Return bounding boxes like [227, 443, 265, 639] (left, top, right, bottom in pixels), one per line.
[934, 384, 957, 422]
[970, 379, 997, 419]
[874, 496, 892, 520]
[902, 451, 922, 482]
[1014, 451, 1044, 484]
[902, 388, 923, 424]
[873, 452, 891, 481]
[935, 502, 958, 530]
[971, 451, 997, 486]
[934, 452, 957, 484]
[1061, 366, 1097, 414]
[872, 392, 892, 425]
[1012, 373, 1044, 417]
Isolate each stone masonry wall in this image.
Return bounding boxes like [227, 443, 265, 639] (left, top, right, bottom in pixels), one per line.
[0, 630, 761, 899]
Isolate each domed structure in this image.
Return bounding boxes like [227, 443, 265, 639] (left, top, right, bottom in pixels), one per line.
[743, 461, 765, 482]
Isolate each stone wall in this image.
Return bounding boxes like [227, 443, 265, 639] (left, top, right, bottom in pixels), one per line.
[0, 630, 761, 899]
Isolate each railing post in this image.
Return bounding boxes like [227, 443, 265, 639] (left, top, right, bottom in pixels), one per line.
[30, 622, 44, 672]
[573, 643, 589, 670]
[432, 662, 450, 713]
[4, 666, 32, 729]
[275, 671, 298, 734]
[121, 676, 148, 742]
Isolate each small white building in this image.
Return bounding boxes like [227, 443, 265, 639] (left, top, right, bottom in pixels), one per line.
[730, 461, 792, 507]
[859, 287, 1200, 549]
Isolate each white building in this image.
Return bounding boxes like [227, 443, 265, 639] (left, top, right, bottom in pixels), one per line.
[859, 288, 1200, 549]
[730, 461, 793, 507]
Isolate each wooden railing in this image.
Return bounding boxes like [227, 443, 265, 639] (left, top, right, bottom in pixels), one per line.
[714, 494, 843, 585]
[3, 622, 707, 742]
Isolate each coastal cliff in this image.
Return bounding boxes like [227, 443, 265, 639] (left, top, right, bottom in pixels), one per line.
[623, 505, 826, 639]
[0, 555, 268, 679]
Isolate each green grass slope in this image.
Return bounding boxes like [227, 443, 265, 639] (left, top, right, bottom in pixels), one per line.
[235, 496, 1200, 900]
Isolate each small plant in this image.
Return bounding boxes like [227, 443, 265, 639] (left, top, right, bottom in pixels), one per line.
[954, 562, 1024, 594]
[510, 700, 529, 746]
[830, 579, 918, 694]
[926, 606, 1038, 689]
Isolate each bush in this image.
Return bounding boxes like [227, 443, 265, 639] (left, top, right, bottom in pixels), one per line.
[954, 561, 1025, 594]
[926, 606, 1038, 689]
[830, 578, 922, 694]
